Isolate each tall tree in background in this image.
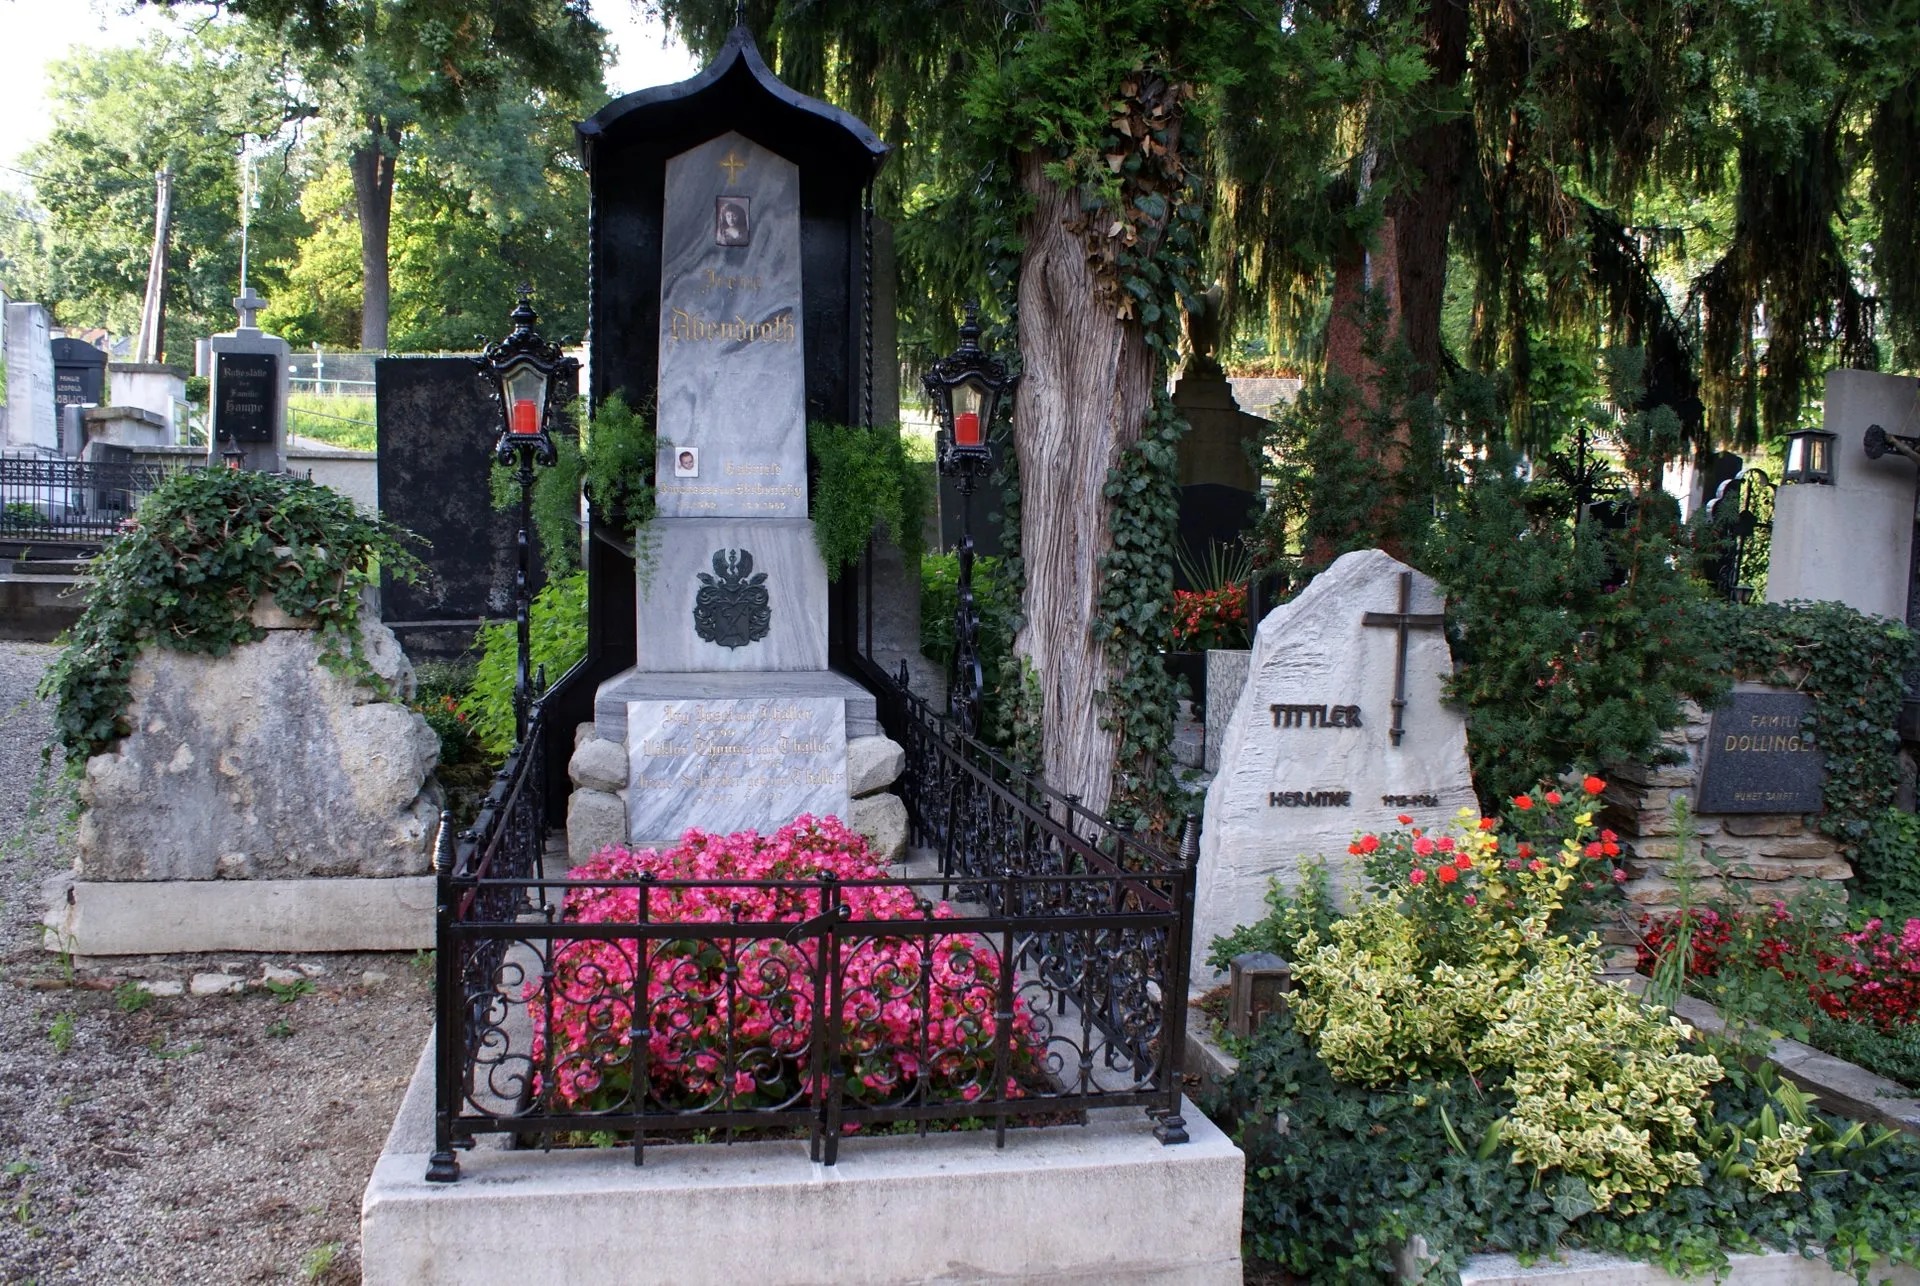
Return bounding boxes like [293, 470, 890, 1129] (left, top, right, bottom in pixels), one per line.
[236, 0, 605, 349]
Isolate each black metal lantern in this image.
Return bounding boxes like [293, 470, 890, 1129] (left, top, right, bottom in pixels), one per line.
[477, 290, 574, 468]
[923, 303, 1017, 737]
[476, 290, 579, 743]
[1782, 427, 1837, 484]
[923, 303, 1013, 472]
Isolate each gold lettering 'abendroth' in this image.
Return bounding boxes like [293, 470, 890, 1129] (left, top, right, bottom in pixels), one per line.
[667, 308, 796, 345]
[1723, 733, 1813, 753]
[1270, 703, 1363, 729]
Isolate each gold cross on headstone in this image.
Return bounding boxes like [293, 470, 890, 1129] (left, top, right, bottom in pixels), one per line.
[1360, 570, 1445, 748]
[718, 149, 748, 183]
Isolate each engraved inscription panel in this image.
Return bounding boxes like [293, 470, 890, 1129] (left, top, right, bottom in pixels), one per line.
[626, 697, 849, 840]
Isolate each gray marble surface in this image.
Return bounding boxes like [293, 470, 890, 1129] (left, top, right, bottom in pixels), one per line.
[655, 131, 807, 520]
[625, 696, 849, 840]
[595, 668, 878, 741]
[636, 518, 827, 672]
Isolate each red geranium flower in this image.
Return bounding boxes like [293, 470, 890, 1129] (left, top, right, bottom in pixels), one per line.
[1436, 865, 1459, 884]
[1544, 790, 1563, 805]
[1409, 868, 1428, 885]
[1583, 775, 1606, 795]
[1512, 795, 1533, 810]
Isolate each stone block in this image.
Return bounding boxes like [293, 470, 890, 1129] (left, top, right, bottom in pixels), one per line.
[845, 735, 904, 798]
[44, 876, 435, 955]
[362, 1034, 1246, 1286]
[1755, 834, 1845, 860]
[849, 791, 908, 865]
[74, 621, 438, 881]
[595, 668, 877, 742]
[1723, 857, 1853, 883]
[568, 738, 629, 794]
[625, 698, 848, 841]
[1720, 815, 1805, 837]
[567, 789, 628, 866]
[1460, 1250, 1920, 1286]
[190, 973, 245, 996]
[634, 519, 827, 672]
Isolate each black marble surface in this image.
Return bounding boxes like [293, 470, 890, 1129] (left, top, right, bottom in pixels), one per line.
[1699, 691, 1825, 814]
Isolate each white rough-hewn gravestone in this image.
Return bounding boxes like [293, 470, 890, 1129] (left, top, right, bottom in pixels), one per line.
[1192, 548, 1477, 980]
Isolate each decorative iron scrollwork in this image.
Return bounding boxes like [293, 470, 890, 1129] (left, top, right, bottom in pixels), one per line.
[694, 547, 772, 648]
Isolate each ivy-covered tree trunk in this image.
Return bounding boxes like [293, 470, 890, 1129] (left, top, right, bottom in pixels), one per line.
[351, 118, 402, 351]
[1012, 150, 1156, 816]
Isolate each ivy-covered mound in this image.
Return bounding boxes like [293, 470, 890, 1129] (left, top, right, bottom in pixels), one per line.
[1212, 786, 1920, 1285]
[42, 468, 421, 765]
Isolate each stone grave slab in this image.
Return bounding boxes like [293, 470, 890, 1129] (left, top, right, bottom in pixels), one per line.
[1698, 690, 1824, 814]
[1193, 548, 1477, 980]
[626, 696, 848, 840]
[653, 131, 807, 520]
[635, 518, 828, 672]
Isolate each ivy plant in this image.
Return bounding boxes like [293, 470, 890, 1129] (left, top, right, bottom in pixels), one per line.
[807, 420, 928, 575]
[41, 468, 422, 766]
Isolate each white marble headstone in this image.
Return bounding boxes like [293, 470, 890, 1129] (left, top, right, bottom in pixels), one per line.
[653, 131, 807, 520]
[1192, 549, 1478, 980]
[626, 697, 849, 841]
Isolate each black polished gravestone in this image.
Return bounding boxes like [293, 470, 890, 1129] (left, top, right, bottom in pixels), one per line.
[375, 358, 566, 660]
[213, 351, 279, 443]
[50, 338, 107, 410]
[1698, 691, 1825, 814]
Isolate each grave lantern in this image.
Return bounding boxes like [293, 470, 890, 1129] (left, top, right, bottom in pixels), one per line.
[924, 303, 1017, 737]
[923, 303, 1012, 466]
[477, 289, 572, 463]
[476, 289, 580, 742]
[1783, 427, 1836, 485]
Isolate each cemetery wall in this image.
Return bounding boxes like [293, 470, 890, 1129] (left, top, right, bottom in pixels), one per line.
[1605, 691, 1852, 918]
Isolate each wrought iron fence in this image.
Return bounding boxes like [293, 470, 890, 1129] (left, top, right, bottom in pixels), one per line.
[1, 456, 195, 539]
[428, 666, 1197, 1182]
[1703, 467, 1775, 602]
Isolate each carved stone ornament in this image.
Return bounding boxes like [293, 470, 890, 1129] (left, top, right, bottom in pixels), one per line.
[693, 548, 771, 648]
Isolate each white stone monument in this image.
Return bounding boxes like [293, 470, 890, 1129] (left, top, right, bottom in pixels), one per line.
[1192, 548, 1478, 980]
[1767, 369, 1920, 622]
[3, 301, 57, 452]
[593, 129, 872, 844]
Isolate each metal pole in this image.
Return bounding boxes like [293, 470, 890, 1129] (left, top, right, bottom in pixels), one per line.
[513, 450, 535, 744]
[952, 471, 982, 738]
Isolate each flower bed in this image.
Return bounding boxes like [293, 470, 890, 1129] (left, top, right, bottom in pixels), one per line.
[1172, 582, 1250, 651]
[528, 816, 1039, 1114]
[1209, 781, 1920, 1284]
[1639, 905, 1920, 1089]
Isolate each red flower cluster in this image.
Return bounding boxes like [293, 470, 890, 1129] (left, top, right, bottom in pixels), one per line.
[1639, 906, 1920, 1032]
[1171, 582, 1250, 651]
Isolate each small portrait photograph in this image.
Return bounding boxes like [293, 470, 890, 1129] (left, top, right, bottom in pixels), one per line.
[715, 196, 750, 247]
[674, 447, 700, 478]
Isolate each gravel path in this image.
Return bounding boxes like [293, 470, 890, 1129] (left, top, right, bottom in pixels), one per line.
[0, 643, 432, 1284]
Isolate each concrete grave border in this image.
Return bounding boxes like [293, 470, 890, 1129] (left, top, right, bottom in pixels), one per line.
[43, 873, 435, 955]
[362, 1033, 1246, 1286]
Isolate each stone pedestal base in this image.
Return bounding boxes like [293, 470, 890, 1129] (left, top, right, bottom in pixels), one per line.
[43, 874, 435, 955]
[362, 1035, 1246, 1286]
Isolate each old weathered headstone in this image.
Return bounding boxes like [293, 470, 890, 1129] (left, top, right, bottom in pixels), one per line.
[4, 302, 56, 451]
[51, 338, 107, 413]
[1192, 548, 1478, 979]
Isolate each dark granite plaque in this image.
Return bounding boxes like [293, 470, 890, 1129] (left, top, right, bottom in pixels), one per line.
[1698, 692, 1824, 814]
[50, 338, 106, 408]
[214, 352, 278, 443]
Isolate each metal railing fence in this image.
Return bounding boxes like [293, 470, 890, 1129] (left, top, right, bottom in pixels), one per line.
[1, 456, 198, 539]
[427, 665, 1197, 1182]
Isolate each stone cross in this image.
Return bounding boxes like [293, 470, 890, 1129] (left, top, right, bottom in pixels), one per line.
[1361, 569, 1445, 747]
[234, 288, 267, 332]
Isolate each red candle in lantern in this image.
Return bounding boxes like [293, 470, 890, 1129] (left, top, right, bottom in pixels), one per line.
[511, 398, 539, 434]
[954, 410, 981, 447]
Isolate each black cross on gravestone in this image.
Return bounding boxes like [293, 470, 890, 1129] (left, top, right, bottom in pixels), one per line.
[1361, 570, 1445, 748]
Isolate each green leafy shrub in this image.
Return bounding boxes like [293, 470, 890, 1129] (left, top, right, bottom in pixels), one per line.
[465, 569, 587, 754]
[583, 393, 656, 538]
[808, 420, 928, 575]
[492, 432, 584, 576]
[41, 469, 421, 764]
[411, 660, 479, 766]
[1217, 796, 1920, 1281]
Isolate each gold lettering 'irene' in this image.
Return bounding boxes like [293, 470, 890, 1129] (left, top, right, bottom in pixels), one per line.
[668, 308, 795, 345]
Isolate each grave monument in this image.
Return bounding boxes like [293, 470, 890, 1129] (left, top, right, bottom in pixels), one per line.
[206, 288, 290, 471]
[571, 25, 904, 853]
[1193, 548, 1478, 980]
[3, 301, 56, 452]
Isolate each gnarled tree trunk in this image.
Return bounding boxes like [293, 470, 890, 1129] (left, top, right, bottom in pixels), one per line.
[1012, 150, 1157, 816]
